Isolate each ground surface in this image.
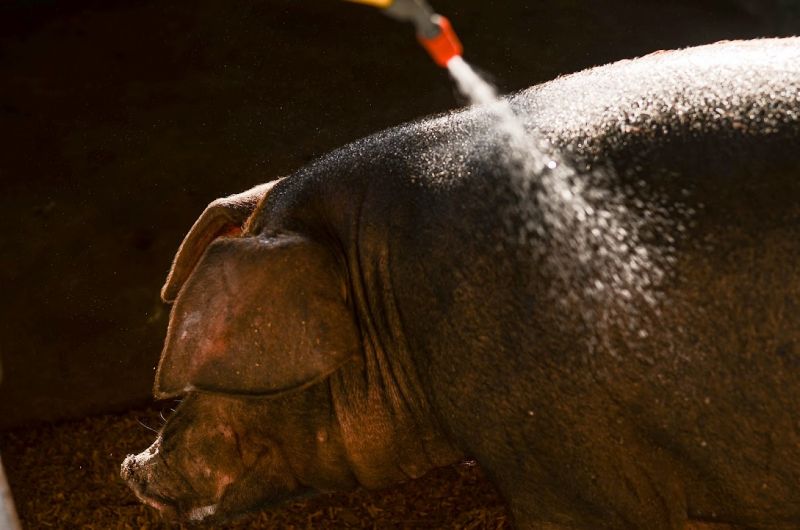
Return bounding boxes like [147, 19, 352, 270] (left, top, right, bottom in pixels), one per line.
[0, 406, 509, 528]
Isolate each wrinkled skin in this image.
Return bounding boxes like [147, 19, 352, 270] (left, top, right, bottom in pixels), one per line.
[124, 39, 800, 529]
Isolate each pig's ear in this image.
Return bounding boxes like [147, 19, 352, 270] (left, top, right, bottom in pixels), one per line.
[161, 181, 282, 303]
[153, 233, 360, 399]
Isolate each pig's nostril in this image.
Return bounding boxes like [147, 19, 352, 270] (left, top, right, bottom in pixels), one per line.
[121, 454, 141, 482]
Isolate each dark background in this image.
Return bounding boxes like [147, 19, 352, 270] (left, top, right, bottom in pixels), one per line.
[0, 0, 797, 429]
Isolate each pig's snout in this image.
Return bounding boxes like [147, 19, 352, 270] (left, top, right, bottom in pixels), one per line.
[121, 441, 179, 517]
[120, 453, 137, 482]
[120, 453, 150, 489]
[121, 440, 159, 490]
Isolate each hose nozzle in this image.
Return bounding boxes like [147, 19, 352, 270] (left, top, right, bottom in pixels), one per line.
[416, 14, 462, 67]
[346, 0, 463, 67]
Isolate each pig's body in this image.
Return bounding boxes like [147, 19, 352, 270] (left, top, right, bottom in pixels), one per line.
[124, 38, 800, 529]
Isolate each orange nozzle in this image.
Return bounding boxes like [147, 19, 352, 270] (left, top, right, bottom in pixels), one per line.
[344, 0, 393, 7]
[417, 15, 462, 68]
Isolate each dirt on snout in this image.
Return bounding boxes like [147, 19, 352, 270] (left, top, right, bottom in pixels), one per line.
[0, 407, 509, 529]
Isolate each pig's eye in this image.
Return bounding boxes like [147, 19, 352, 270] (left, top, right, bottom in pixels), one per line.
[159, 397, 199, 438]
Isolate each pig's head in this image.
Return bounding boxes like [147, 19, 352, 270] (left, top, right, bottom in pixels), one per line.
[122, 182, 362, 521]
[121, 387, 357, 522]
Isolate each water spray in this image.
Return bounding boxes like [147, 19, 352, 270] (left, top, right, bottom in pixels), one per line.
[344, 0, 672, 339]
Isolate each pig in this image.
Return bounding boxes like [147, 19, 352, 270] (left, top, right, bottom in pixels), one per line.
[122, 38, 800, 529]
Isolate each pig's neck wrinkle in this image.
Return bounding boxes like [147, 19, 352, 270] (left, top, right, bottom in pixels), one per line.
[329, 357, 462, 489]
[332, 223, 461, 487]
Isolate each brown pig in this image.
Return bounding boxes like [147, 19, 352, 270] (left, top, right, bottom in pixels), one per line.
[123, 38, 800, 529]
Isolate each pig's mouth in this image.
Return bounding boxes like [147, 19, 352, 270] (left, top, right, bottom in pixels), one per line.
[134, 489, 220, 522]
[121, 452, 223, 523]
[126, 474, 221, 522]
